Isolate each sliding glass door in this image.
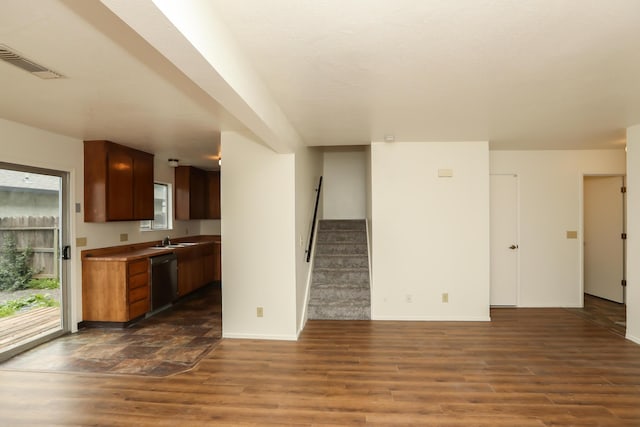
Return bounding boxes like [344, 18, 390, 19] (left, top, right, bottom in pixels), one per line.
[0, 162, 69, 361]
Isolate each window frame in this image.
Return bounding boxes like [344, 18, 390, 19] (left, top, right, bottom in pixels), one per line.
[140, 182, 173, 231]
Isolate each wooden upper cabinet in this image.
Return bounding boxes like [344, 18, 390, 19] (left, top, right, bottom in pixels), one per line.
[207, 171, 221, 219]
[84, 140, 154, 222]
[175, 166, 221, 220]
[132, 150, 154, 219]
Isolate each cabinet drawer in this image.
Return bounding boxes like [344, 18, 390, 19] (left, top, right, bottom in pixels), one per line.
[129, 285, 148, 303]
[128, 259, 148, 276]
[129, 299, 148, 319]
[129, 272, 148, 289]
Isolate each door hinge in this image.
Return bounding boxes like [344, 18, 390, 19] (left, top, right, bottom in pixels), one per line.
[621, 186, 627, 193]
[622, 279, 627, 287]
[622, 233, 627, 240]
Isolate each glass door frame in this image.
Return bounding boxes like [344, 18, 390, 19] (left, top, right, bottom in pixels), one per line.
[0, 161, 70, 362]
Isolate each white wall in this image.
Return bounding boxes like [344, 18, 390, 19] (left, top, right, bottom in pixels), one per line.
[294, 146, 323, 333]
[370, 141, 490, 321]
[220, 131, 297, 340]
[200, 220, 221, 235]
[323, 149, 366, 219]
[491, 150, 626, 307]
[365, 146, 373, 273]
[627, 125, 640, 344]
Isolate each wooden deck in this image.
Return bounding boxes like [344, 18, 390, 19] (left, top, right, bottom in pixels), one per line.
[0, 307, 61, 351]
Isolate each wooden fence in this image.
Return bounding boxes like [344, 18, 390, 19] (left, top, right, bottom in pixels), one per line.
[0, 216, 59, 278]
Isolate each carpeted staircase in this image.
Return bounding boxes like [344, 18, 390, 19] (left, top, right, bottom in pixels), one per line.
[307, 220, 371, 320]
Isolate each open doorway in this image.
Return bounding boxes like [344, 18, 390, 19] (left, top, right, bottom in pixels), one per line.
[582, 175, 626, 333]
[0, 163, 70, 361]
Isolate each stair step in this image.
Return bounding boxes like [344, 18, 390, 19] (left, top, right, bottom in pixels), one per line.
[316, 230, 367, 243]
[318, 220, 366, 231]
[309, 287, 370, 301]
[315, 243, 367, 255]
[312, 269, 369, 285]
[310, 281, 370, 290]
[314, 255, 369, 269]
[307, 303, 370, 320]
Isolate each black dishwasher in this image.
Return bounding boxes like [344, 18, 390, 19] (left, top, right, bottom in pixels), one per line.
[149, 253, 178, 312]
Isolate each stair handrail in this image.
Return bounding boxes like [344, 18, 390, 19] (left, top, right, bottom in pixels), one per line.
[305, 176, 323, 262]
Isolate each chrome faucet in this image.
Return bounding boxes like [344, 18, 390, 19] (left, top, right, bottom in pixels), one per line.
[162, 236, 171, 246]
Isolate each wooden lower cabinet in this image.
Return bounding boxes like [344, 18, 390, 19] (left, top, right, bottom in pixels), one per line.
[82, 258, 150, 322]
[177, 242, 220, 297]
[177, 246, 203, 297]
[82, 238, 221, 323]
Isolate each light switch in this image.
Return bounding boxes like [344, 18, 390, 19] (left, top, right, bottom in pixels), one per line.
[120, 233, 128, 242]
[76, 237, 87, 247]
[566, 231, 578, 239]
[438, 168, 453, 178]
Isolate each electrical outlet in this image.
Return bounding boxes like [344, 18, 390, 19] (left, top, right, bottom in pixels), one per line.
[405, 294, 413, 303]
[256, 307, 264, 317]
[119, 233, 128, 242]
[442, 293, 449, 303]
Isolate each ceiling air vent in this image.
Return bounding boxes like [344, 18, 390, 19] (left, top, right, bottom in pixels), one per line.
[0, 44, 64, 79]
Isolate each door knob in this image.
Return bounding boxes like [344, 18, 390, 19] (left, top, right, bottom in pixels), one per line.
[509, 244, 519, 250]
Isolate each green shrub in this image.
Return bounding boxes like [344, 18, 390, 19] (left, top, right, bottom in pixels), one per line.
[27, 278, 59, 290]
[0, 294, 59, 318]
[0, 234, 40, 291]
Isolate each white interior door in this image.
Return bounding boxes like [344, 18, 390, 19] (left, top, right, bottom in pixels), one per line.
[584, 176, 624, 303]
[490, 174, 518, 306]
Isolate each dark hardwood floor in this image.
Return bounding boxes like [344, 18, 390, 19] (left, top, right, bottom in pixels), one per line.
[0, 295, 639, 425]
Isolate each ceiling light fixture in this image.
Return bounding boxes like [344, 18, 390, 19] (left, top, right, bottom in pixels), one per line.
[168, 158, 179, 168]
[384, 134, 395, 142]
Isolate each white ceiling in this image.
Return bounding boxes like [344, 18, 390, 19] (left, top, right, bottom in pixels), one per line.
[2, 0, 640, 159]
[208, 0, 640, 150]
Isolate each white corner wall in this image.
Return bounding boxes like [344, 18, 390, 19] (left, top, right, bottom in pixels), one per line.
[323, 149, 366, 219]
[365, 146, 373, 269]
[627, 125, 640, 344]
[295, 146, 323, 334]
[490, 150, 626, 307]
[220, 131, 297, 340]
[370, 141, 490, 321]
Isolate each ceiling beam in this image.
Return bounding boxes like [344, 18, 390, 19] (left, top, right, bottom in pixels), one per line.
[100, 0, 302, 154]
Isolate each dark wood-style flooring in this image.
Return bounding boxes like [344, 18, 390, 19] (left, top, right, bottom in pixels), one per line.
[0, 295, 638, 425]
[1, 284, 222, 376]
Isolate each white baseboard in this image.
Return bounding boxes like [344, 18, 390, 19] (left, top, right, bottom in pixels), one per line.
[626, 333, 640, 345]
[372, 315, 491, 322]
[222, 332, 298, 341]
